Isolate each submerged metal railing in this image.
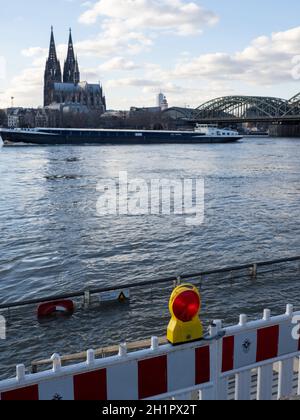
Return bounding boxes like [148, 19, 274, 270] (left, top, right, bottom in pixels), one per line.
[0, 255, 300, 311]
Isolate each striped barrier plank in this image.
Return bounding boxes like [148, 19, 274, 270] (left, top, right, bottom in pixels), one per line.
[0, 306, 300, 400]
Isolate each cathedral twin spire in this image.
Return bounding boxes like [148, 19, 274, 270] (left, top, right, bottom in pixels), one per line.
[63, 29, 80, 84]
[45, 27, 80, 86]
[44, 26, 62, 84]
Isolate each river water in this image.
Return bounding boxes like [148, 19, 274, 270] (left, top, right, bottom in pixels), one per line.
[0, 137, 300, 378]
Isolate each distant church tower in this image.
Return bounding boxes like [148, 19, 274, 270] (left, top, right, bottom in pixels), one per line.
[63, 29, 80, 84]
[44, 27, 62, 107]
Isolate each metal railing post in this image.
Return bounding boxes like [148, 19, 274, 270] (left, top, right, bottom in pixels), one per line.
[209, 320, 227, 400]
[251, 263, 257, 280]
[83, 290, 91, 309]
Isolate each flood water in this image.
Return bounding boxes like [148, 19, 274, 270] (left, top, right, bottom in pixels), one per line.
[0, 136, 300, 378]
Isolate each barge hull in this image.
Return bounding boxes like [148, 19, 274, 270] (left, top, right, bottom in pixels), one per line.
[0, 129, 242, 145]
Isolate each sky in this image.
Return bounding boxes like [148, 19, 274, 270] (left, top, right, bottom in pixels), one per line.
[1, 0, 300, 110]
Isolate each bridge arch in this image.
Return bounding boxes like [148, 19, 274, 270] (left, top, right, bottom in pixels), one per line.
[193, 96, 290, 121]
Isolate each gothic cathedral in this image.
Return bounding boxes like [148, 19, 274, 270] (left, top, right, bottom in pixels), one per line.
[44, 28, 106, 113]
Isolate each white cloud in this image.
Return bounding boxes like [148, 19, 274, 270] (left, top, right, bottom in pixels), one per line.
[173, 26, 300, 85]
[0, 66, 43, 108]
[107, 77, 161, 88]
[73, 1, 218, 59]
[21, 47, 46, 58]
[98, 57, 140, 71]
[107, 80, 235, 109]
[79, 0, 218, 36]
[21, 26, 153, 60]
[75, 26, 153, 57]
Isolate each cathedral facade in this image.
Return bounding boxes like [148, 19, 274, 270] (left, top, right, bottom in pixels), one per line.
[44, 28, 106, 113]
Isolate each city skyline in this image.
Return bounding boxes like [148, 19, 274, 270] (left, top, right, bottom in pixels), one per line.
[1, 0, 300, 110]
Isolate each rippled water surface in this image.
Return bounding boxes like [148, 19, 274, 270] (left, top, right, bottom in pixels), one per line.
[0, 137, 300, 378]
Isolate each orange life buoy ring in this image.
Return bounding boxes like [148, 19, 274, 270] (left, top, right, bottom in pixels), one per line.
[37, 300, 74, 318]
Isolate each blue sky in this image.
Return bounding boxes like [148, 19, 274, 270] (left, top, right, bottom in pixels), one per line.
[1, 0, 300, 109]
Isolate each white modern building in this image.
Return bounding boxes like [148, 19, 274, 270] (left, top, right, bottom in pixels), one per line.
[157, 93, 169, 111]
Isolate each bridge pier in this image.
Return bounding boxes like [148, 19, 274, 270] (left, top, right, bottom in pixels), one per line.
[269, 124, 300, 137]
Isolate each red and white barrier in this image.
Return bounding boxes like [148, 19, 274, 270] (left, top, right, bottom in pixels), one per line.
[0, 305, 300, 400]
[0, 338, 211, 401]
[222, 308, 300, 373]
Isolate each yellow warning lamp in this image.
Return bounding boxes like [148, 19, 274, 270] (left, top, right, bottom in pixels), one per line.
[167, 284, 203, 345]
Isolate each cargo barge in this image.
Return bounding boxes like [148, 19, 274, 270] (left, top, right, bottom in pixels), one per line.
[0, 125, 243, 146]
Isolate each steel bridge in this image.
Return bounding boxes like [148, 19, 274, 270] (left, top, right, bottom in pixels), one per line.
[186, 93, 300, 123]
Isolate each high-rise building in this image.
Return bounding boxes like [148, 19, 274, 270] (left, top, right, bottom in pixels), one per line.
[157, 92, 169, 111]
[44, 28, 106, 113]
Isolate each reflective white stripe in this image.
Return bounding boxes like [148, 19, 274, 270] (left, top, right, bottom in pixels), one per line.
[55, 306, 68, 312]
[38, 377, 74, 400]
[167, 348, 195, 392]
[234, 330, 257, 369]
[107, 361, 138, 400]
[278, 320, 298, 356]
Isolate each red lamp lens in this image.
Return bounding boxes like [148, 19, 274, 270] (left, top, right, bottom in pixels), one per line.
[172, 291, 200, 322]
